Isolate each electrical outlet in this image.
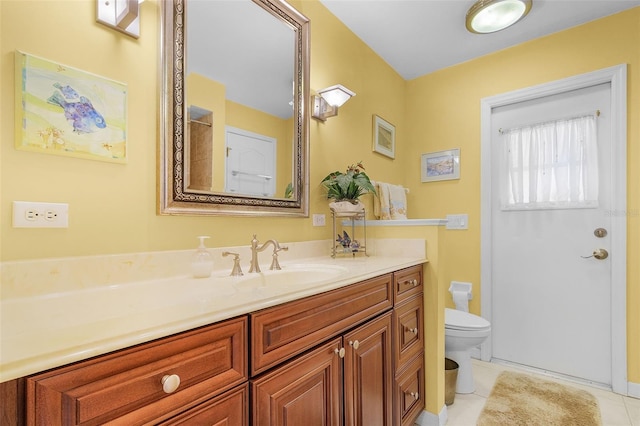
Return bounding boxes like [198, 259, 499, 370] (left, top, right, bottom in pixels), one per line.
[13, 201, 69, 228]
[312, 214, 326, 226]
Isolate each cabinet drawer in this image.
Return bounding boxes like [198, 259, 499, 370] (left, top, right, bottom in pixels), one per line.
[159, 383, 248, 426]
[395, 354, 425, 426]
[26, 317, 247, 425]
[251, 274, 393, 375]
[393, 294, 424, 369]
[393, 265, 423, 304]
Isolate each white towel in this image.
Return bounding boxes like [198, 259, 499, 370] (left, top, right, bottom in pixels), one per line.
[375, 182, 407, 220]
[375, 183, 391, 219]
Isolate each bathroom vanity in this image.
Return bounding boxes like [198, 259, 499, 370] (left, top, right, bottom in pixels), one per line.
[0, 248, 426, 426]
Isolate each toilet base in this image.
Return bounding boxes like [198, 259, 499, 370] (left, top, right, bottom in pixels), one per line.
[445, 349, 475, 394]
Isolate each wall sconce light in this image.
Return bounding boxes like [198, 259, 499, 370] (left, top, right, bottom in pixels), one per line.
[466, 0, 532, 34]
[312, 84, 356, 121]
[97, 0, 143, 38]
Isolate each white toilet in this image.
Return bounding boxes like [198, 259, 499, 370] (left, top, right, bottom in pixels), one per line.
[445, 282, 491, 394]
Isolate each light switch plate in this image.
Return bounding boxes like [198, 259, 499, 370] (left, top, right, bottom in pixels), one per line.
[446, 214, 468, 230]
[312, 214, 326, 226]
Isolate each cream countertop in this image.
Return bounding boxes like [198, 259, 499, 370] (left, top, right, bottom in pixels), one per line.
[0, 238, 427, 383]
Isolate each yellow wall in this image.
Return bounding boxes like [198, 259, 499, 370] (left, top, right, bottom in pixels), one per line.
[1, 0, 638, 412]
[0, 0, 407, 262]
[406, 8, 640, 384]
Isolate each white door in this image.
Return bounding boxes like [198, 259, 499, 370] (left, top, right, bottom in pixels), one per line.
[490, 83, 612, 386]
[225, 126, 276, 197]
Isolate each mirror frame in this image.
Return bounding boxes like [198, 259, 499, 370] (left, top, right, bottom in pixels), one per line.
[159, 0, 310, 216]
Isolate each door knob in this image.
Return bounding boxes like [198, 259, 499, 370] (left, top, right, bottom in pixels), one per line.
[581, 248, 609, 260]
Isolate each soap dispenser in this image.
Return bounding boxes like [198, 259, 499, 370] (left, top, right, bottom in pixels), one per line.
[192, 236, 214, 278]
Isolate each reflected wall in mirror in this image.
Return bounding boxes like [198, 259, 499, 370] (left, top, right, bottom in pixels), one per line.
[159, 0, 309, 216]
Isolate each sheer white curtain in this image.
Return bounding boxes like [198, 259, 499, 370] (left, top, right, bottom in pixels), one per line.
[501, 114, 599, 210]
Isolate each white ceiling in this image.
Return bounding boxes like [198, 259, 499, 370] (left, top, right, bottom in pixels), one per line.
[319, 0, 640, 80]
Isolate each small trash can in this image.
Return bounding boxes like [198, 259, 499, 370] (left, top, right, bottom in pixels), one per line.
[445, 358, 459, 406]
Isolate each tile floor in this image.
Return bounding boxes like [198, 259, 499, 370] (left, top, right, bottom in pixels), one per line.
[445, 360, 640, 426]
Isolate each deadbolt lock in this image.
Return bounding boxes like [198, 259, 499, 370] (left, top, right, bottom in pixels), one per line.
[594, 228, 608, 238]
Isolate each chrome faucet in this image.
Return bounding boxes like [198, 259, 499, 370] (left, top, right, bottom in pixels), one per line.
[249, 234, 288, 273]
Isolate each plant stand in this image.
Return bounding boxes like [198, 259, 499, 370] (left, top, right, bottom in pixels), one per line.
[330, 207, 367, 258]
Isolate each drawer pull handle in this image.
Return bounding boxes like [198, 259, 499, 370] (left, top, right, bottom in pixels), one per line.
[334, 347, 345, 358]
[405, 327, 418, 335]
[161, 374, 181, 394]
[403, 279, 418, 287]
[349, 340, 360, 350]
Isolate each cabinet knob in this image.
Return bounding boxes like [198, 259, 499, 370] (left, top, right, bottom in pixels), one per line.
[403, 279, 418, 287]
[410, 391, 419, 400]
[349, 340, 360, 350]
[405, 327, 418, 335]
[334, 347, 345, 358]
[161, 374, 181, 394]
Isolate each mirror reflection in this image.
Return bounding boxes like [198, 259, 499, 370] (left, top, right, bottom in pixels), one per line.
[186, 0, 294, 198]
[159, 0, 309, 216]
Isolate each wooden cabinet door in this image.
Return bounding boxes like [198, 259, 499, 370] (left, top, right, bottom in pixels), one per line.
[343, 312, 393, 426]
[251, 338, 342, 426]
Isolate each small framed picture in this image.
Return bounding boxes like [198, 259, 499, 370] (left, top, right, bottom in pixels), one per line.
[372, 115, 395, 159]
[421, 149, 460, 182]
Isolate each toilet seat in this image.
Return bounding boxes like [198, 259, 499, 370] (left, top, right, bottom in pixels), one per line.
[445, 308, 491, 332]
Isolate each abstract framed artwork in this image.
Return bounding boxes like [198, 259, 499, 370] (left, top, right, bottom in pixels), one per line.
[421, 148, 460, 182]
[15, 51, 127, 163]
[372, 114, 395, 159]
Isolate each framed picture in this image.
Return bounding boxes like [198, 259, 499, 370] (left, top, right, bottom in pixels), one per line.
[372, 115, 395, 159]
[421, 149, 460, 182]
[15, 51, 127, 163]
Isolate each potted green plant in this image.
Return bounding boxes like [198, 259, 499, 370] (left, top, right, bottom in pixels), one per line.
[321, 161, 376, 212]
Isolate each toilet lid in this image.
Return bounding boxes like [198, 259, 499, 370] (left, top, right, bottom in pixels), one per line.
[445, 308, 491, 331]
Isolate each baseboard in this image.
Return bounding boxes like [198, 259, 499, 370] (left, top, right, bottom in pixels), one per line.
[415, 405, 447, 426]
[629, 381, 640, 398]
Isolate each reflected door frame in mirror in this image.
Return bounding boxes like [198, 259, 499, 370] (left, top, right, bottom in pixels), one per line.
[159, 0, 309, 217]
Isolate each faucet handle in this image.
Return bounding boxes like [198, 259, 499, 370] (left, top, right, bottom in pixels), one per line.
[270, 254, 282, 271]
[222, 251, 243, 277]
[269, 244, 287, 270]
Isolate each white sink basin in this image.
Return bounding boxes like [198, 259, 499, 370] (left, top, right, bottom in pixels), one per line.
[233, 264, 348, 292]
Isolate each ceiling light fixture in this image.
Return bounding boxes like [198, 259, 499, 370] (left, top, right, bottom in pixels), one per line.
[312, 84, 356, 121]
[466, 0, 532, 34]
